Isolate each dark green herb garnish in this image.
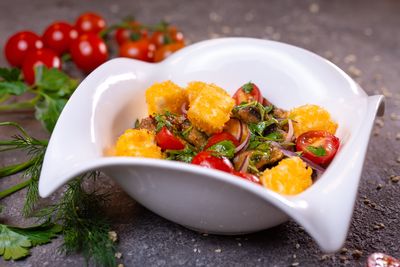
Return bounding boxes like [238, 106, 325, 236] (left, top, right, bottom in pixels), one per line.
[242, 82, 254, 93]
[166, 146, 196, 163]
[307, 145, 327, 157]
[207, 140, 236, 159]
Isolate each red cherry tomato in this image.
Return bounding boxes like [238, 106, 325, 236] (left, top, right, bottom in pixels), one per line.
[192, 151, 233, 173]
[42, 22, 78, 55]
[155, 126, 185, 150]
[367, 253, 400, 267]
[153, 42, 184, 62]
[204, 132, 240, 150]
[118, 39, 156, 62]
[296, 130, 340, 166]
[232, 171, 261, 185]
[75, 12, 106, 34]
[232, 82, 263, 105]
[22, 48, 61, 84]
[4, 31, 43, 67]
[115, 21, 148, 46]
[70, 33, 108, 73]
[151, 26, 184, 48]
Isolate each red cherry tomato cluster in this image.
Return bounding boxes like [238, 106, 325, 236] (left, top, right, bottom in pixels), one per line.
[115, 20, 185, 62]
[4, 13, 185, 84]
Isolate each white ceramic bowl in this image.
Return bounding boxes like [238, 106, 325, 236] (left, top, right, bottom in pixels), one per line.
[39, 38, 384, 253]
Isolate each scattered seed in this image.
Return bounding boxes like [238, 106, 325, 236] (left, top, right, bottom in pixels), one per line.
[396, 156, 400, 163]
[324, 51, 334, 60]
[390, 175, 400, 183]
[373, 129, 380, 136]
[376, 184, 383, 190]
[341, 248, 348, 254]
[293, 254, 297, 259]
[118, 264, 124, 267]
[108, 231, 118, 242]
[291, 262, 300, 266]
[295, 243, 300, 249]
[193, 248, 197, 253]
[215, 248, 222, 253]
[348, 65, 362, 77]
[363, 199, 371, 205]
[352, 249, 363, 259]
[375, 119, 384, 128]
[344, 54, 357, 64]
[115, 252, 122, 259]
[339, 255, 348, 262]
[238, 242, 242, 247]
[202, 233, 209, 237]
[381, 86, 393, 97]
[309, 3, 320, 13]
[320, 254, 330, 261]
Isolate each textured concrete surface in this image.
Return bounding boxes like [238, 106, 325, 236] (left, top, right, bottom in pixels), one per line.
[0, 0, 400, 266]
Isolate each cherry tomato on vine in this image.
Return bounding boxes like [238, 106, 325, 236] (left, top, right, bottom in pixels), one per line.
[70, 33, 108, 73]
[22, 48, 61, 84]
[75, 12, 106, 34]
[42, 21, 78, 55]
[119, 39, 155, 62]
[115, 21, 148, 46]
[4, 31, 43, 67]
[232, 82, 263, 105]
[232, 171, 261, 185]
[192, 151, 233, 173]
[150, 26, 184, 48]
[296, 130, 340, 166]
[204, 132, 240, 150]
[153, 42, 184, 62]
[155, 126, 185, 150]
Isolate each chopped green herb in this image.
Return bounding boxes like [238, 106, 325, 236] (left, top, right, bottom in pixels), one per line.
[307, 145, 327, 157]
[265, 131, 283, 141]
[166, 146, 196, 163]
[248, 119, 277, 136]
[134, 119, 140, 128]
[207, 140, 236, 159]
[242, 82, 254, 93]
[154, 113, 173, 132]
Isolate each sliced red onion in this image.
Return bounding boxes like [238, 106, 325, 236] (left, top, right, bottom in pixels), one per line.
[238, 155, 250, 173]
[235, 131, 250, 153]
[181, 102, 188, 114]
[279, 147, 326, 175]
[285, 119, 294, 143]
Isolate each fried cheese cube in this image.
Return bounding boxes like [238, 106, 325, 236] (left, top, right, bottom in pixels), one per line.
[115, 129, 163, 159]
[186, 82, 235, 134]
[260, 157, 312, 195]
[145, 80, 187, 115]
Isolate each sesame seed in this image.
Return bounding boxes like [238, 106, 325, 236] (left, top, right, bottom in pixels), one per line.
[215, 248, 222, 253]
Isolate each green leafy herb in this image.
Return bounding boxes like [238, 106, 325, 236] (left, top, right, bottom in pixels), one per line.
[241, 82, 254, 93]
[233, 101, 273, 121]
[307, 145, 327, 157]
[207, 140, 236, 159]
[35, 67, 78, 98]
[248, 137, 270, 152]
[265, 131, 283, 141]
[248, 119, 277, 136]
[154, 112, 174, 132]
[35, 95, 67, 133]
[134, 119, 140, 128]
[166, 146, 196, 163]
[0, 67, 21, 82]
[0, 222, 61, 261]
[0, 81, 28, 96]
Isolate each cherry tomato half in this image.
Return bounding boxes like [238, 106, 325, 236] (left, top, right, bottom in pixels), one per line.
[22, 48, 61, 84]
[155, 126, 185, 150]
[153, 42, 184, 62]
[232, 82, 263, 105]
[192, 151, 233, 173]
[4, 31, 43, 67]
[204, 132, 240, 150]
[296, 130, 340, 166]
[119, 39, 155, 62]
[70, 33, 108, 73]
[42, 21, 78, 55]
[75, 12, 106, 34]
[115, 21, 148, 46]
[232, 171, 261, 185]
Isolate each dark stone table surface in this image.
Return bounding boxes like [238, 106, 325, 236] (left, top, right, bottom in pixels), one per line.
[0, 0, 399, 266]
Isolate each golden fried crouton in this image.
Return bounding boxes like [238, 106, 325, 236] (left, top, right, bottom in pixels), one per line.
[145, 80, 187, 115]
[115, 129, 163, 158]
[289, 104, 338, 137]
[186, 82, 235, 134]
[260, 157, 312, 195]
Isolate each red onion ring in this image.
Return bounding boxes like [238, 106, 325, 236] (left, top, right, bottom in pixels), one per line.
[279, 148, 326, 174]
[238, 155, 250, 173]
[181, 102, 188, 114]
[235, 131, 250, 153]
[285, 119, 294, 143]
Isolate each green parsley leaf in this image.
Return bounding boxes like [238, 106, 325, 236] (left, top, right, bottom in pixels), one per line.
[35, 66, 78, 98]
[35, 94, 67, 132]
[0, 222, 61, 261]
[242, 82, 254, 93]
[248, 137, 270, 152]
[0, 81, 28, 96]
[307, 146, 327, 157]
[264, 131, 283, 141]
[248, 119, 277, 136]
[207, 140, 235, 159]
[154, 113, 173, 132]
[166, 147, 196, 163]
[0, 67, 21, 82]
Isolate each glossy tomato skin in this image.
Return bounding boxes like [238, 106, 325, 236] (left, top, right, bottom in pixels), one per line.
[118, 39, 155, 62]
[155, 126, 185, 150]
[115, 21, 147, 46]
[42, 22, 78, 55]
[192, 151, 233, 173]
[151, 27, 184, 48]
[22, 48, 61, 84]
[232, 82, 263, 105]
[4, 31, 43, 67]
[232, 171, 261, 185]
[204, 132, 240, 150]
[75, 12, 106, 34]
[70, 33, 108, 73]
[153, 42, 184, 62]
[296, 130, 340, 166]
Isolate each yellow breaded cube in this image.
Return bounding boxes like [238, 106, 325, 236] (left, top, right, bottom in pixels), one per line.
[115, 129, 163, 159]
[261, 157, 312, 195]
[145, 81, 187, 115]
[187, 82, 235, 134]
[289, 104, 338, 137]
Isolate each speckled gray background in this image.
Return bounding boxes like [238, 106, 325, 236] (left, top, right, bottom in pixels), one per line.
[0, 0, 399, 266]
